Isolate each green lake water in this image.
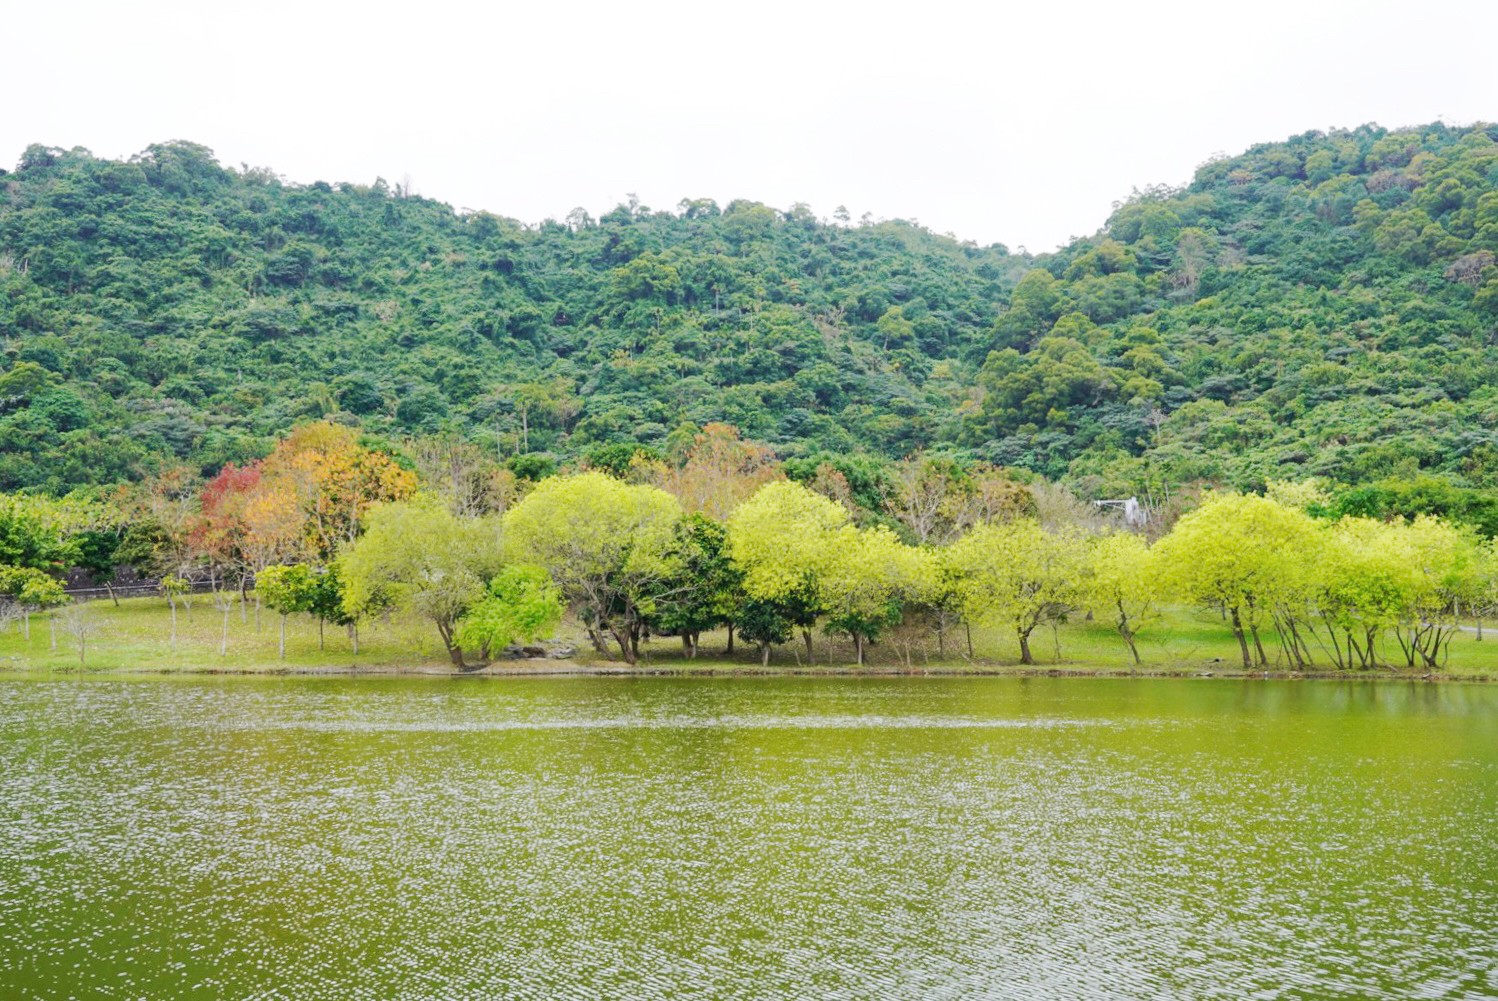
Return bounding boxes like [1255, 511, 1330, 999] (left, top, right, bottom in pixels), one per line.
[0, 675, 1494, 999]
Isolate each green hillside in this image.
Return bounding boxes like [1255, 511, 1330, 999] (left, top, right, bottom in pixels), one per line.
[1, 121, 1496, 497]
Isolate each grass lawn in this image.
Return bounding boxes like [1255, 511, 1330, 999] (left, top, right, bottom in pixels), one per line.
[2, 594, 1495, 678]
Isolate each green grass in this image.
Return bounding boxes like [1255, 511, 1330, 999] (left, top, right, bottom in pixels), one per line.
[0, 595, 444, 674]
[613, 610, 1498, 678]
[6, 594, 1492, 678]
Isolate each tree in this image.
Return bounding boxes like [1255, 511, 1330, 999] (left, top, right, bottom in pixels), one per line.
[817, 525, 932, 665]
[58, 604, 98, 669]
[308, 564, 357, 653]
[256, 564, 318, 660]
[886, 454, 969, 545]
[455, 565, 565, 662]
[503, 473, 681, 664]
[160, 575, 189, 644]
[126, 467, 203, 582]
[0, 565, 68, 643]
[259, 422, 418, 561]
[71, 529, 124, 605]
[1153, 494, 1322, 669]
[651, 423, 781, 521]
[942, 520, 1089, 665]
[736, 598, 795, 666]
[340, 498, 505, 667]
[410, 434, 518, 517]
[1311, 517, 1416, 669]
[726, 481, 850, 663]
[0, 495, 77, 572]
[1391, 516, 1484, 670]
[647, 514, 744, 657]
[1086, 532, 1160, 665]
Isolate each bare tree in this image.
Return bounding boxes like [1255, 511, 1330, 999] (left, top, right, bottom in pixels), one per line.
[59, 605, 100, 669]
[410, 434, 517, 516]
[1028, 480, 1113, 534]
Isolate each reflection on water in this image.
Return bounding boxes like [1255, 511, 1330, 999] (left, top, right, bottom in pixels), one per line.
[1, 676, 1494, 999]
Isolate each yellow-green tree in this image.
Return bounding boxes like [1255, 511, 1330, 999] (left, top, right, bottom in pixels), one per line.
[1392, 515, 1484, 669]
[726, 480, 848, 663]
[941, 520, 1089, 665]
[339, 497, 505, 667]
[502, 472, 681, 664]
[1312, 518, 1417, 669]
[818, 525, 933, 665]
[1154, 494, 1320, 669]
[1086, 532, 1159, 665]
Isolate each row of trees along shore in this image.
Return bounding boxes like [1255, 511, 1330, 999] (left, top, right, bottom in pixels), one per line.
[1, 421, 1495, 671]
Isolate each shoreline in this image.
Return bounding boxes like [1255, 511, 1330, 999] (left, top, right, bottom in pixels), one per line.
[2, 659, 1492, 683]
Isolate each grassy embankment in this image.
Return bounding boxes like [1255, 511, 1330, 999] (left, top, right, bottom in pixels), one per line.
[1, 594, 1495, 678]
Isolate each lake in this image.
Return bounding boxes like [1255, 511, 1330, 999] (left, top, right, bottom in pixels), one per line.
[1, 675, 1494, 999]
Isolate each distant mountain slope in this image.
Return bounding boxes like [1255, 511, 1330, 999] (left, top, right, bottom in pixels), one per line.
[1, 121, 1495, 496]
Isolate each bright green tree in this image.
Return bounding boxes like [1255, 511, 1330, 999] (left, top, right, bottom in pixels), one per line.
[0, 565, 68, 644]
[1391, 515, 1484, 669]
[455, 565, 565, 662]
[256, 563, 317, 660]
[1311, 518, 1418, 669]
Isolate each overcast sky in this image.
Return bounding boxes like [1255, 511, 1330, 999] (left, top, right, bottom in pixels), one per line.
[7, 0, 1498, 251]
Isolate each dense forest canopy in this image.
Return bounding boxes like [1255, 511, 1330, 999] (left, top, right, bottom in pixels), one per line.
[2, 121, 1496, 499]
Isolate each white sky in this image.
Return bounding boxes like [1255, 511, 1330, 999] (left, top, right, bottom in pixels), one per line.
[7, 0, 1498, 251]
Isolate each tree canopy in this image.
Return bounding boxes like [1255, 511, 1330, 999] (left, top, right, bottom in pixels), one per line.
[4, 123, 1497, 502]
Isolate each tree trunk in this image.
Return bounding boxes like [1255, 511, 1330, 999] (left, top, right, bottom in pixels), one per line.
[1017, 629, 1034, 666]
[802, 628, 813, 665]
[278, 614, 286, 660]
[854, 633, 864, 666]
[349, 623, 360, 656]
[760, 642, 771, 667]
[318, 617, 325, 652]
[965, 622, 973, 659]
[725, 622, 734, 655]
[1250, 623, 1269, 668]
[105, 582, 119, 608]
[1229, 607, 1252, 670]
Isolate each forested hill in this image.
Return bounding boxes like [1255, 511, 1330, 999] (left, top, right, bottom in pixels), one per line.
[1, 121, 1496, 497]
